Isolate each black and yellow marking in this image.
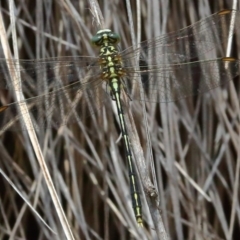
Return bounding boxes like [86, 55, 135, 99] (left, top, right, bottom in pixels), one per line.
[92, 29, 143, 227]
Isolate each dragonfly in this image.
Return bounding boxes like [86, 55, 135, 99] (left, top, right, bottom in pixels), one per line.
[0, 9, 239, 226]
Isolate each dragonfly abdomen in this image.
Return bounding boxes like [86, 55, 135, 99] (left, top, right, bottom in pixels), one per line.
[109, 76, 143, 226]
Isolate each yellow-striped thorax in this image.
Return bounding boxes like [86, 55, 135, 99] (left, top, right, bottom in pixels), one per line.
[91, 29, 125, 82]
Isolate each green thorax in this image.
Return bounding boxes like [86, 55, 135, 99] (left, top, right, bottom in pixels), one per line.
[91, 29, 124, 80]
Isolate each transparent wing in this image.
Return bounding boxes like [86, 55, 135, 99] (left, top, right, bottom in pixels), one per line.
[0, 56, 111, 132]
[124, 58, 239, 102]
[121, 9, 236, 64]
[0, 79, 111, 132]
[0, 56, 100, 97]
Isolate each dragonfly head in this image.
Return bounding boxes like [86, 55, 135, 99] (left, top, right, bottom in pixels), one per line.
[91, 29, 120, 47]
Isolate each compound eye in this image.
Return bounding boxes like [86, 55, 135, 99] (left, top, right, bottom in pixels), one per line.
[91, 34, 102, 46]
[109, 33, 120, 43]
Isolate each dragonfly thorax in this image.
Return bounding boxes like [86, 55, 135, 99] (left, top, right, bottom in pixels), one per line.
[92, 29, 125, 81]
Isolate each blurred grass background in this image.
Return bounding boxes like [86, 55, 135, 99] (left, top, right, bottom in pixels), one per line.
[0, 0, 240, 239]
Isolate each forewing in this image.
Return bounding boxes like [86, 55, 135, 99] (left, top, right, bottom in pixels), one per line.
[0, 56, 100, 98]
[121, 10, 238, 66]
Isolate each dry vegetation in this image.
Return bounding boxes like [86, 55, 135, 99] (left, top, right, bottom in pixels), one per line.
[0, 0, 239, 239]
